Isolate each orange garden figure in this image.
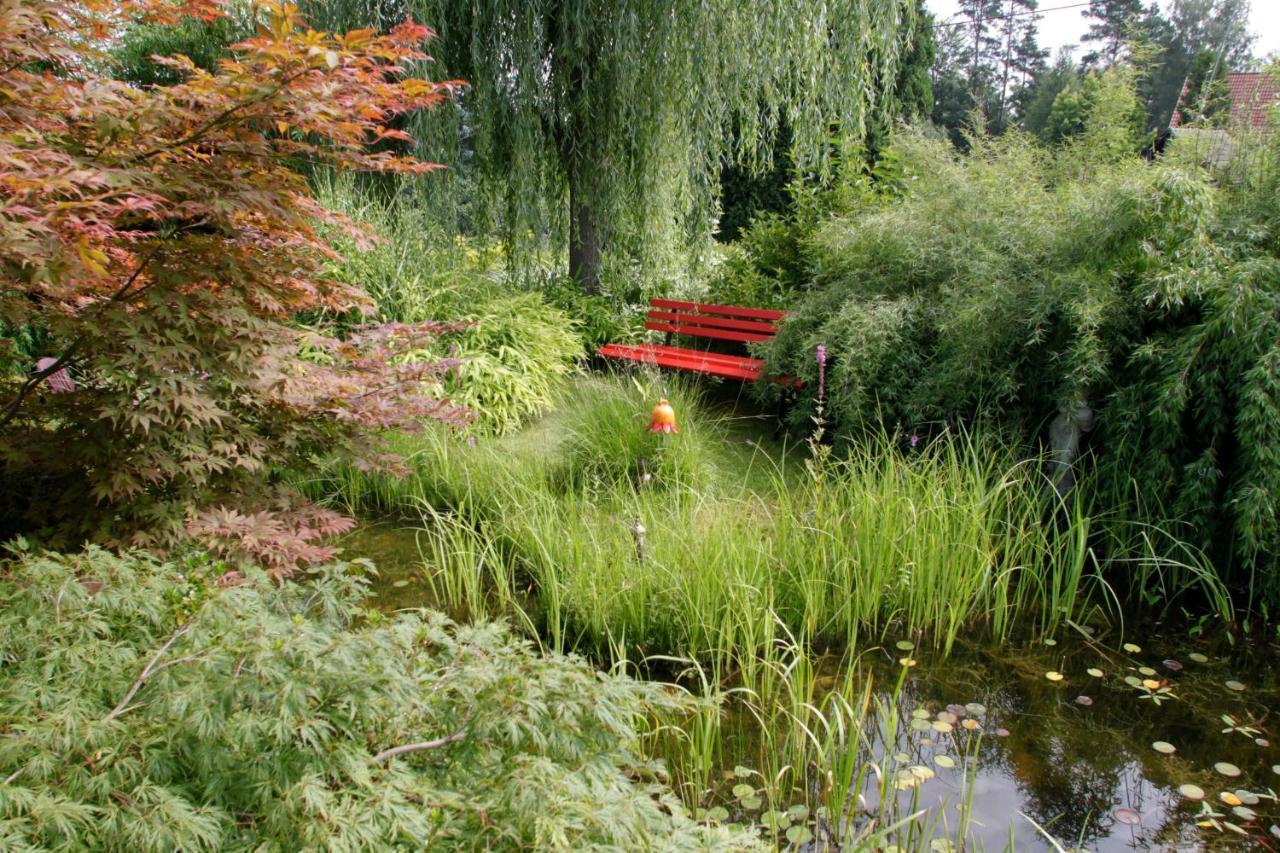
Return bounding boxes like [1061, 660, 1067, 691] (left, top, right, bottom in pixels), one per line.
[649, 399, 678, 434]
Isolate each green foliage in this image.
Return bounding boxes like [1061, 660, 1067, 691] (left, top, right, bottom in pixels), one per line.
[0, 544, 753, 851]
[309, 0, 915, 288]
[318, 180, 585, 435]
[760, 117, 1280, 605]
[1041, 67, 1145, 151]
[110, 4, 254, 87]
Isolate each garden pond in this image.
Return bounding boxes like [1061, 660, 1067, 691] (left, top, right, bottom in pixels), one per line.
[342, 522, 1280, 851]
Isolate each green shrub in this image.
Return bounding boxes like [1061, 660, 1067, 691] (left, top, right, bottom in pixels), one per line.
[761, 121, 1280, 607]
[0, 543, 754, 851]
[318, 180, 584, 435]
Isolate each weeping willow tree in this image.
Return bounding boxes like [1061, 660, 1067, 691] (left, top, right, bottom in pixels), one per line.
[306, 0, 914, 291]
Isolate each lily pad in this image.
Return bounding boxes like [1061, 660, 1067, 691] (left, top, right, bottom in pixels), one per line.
[1123, 675, 1143, 688]
[706, 806, 729, 822]
[1234, 805, 1258, 821]
[391, 579, 411, 588]
[786, 804, 809, 821]
[1045, 671, 1064, 682]
[1043, 638, 1057, 646]
[1141, 679, 1161, 690]
[1163, 659, 1184, 671]
[734, 765, 752, 779]
[910, 718, 932, 732]
[909, 765, 935, 781]
[1215, 762, 1243, 777]
[936, 711, 958, 724]
[1075, 695, 1094, 706]
[1138, 666, 1158, 677]
[934, 755, 956, 769]
[1177, 784, 1205, 800]
[962, 718, 980, 730]
[932, 720, 953, 734]
[1113, 807, 1141, 826]
[732, 783, 754, 799]
[964, 702, 987, 715]
[1188, 652, 1209, 663]
[1087, 667, 1104, 677]
[760, 810, 790, 831]
[785, 825, 814, 846]
[740, 795, 762, 811]
[994, 727, 1010, 737]
[1225, 680, 1246, 692]
[1122, 643, 1142, 654]
[1235, 790, 1260, 805]
[895, 640, 915, 651]
[911, 708, 931, 719]
[1152, 741, 1176, 754]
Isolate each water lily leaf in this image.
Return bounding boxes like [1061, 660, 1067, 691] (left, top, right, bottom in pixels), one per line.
[912, 708, 931, 719]
[1142, 679, 1161, 690]
[786, 804, 809, 821]
[732, 783, 755, 800]
[932, 720, 953, 733]
[706, 806, 729, 822]
[936, 711, 957, 724]
[741, 795, 762, 810]
[1163, 659, 1184, 671]
[934, 754, 956, 769]
[962, 718, 980, 730]
[1273, 764, 1280, 775]
[1124, 675, 1143, 688]
[785, 825, 814, 845]
[1075, 695, 1093, 706]
[1123, 643, 1142, 653]
[895, 640, 915, 651]
[929, 840, 956, 853]
[1138, 666, 1157, 676]
[964, 702, 986, 715]
[391, 579, 410, 588]
[734, 765, 752, 779]
[909, 765, 935, 781]
[761, 810, 790, 831]
[994, 727, 1010, 737]
[946, 703, 967, 717]
[1178, 784, 1205, 800]
[1256, 738, 1271, 747]
[1225, 680, 1246, 692]
[1215, 762, 1243, 777]
[1234, 806, 1258, 820]
[894, 752, 910, 764]
[910, 717, 932, 731]
[1113, 807, 1141, 826]
[1043, 638, 1057, 646]
[1045, 671, 1064, 682]
[1152, 741, 1176, 754]
[1087, 667, 1104, 677]
[1188, 652, 1209, 663]
[1234, 789, 1259, 805]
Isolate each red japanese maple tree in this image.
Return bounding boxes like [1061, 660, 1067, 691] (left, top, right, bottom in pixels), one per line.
[0, 0, 468, 569]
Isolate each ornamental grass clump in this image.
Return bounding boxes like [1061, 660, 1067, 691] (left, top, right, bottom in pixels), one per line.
[0, 543, 756, 851]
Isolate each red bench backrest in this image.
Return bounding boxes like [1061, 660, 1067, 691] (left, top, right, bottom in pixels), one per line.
[644, 298, 785, 344]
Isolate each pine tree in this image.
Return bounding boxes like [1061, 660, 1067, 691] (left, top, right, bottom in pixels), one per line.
[1081, 0, 1146, 67]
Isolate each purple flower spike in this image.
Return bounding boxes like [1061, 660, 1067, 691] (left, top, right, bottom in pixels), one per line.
[816, 344, 826, 367]
[910, 433, 919, 448]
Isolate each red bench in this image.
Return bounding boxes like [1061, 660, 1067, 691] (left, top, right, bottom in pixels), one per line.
[597, 298, 801, 387]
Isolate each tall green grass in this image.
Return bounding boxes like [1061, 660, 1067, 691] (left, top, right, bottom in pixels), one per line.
[307, 374, 1228, 662]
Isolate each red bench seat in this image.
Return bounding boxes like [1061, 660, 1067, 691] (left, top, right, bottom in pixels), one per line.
[597, 299, 801, 388]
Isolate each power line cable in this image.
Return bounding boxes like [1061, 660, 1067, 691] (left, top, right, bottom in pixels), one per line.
[927, 2, 1092, 30]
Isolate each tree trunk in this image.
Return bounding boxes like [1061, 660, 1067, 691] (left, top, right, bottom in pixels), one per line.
[568, 168, 602, 294]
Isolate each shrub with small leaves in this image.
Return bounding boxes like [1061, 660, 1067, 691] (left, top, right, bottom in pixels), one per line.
[0, 544, 756, 851]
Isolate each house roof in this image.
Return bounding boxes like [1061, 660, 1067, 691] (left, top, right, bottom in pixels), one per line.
[1172, 72, 1280, 131]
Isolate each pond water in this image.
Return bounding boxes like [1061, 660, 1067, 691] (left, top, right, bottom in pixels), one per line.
[338, 523, 1280, 850]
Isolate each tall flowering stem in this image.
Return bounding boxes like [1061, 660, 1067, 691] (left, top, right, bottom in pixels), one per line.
[807, 344, 831, 483]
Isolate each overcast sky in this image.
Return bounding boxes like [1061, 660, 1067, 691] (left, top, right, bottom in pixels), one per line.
[924, 0, 1280, 61]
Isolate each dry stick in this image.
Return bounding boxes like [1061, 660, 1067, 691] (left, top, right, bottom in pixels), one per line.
[372, 729, 467, 762]
[104, 624, 192, 723]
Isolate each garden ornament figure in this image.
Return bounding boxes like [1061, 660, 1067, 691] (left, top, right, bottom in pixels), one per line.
[649, 399, 678, 434]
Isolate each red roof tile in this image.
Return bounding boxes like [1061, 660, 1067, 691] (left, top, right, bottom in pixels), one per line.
[1172, 72, 1280, 130]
